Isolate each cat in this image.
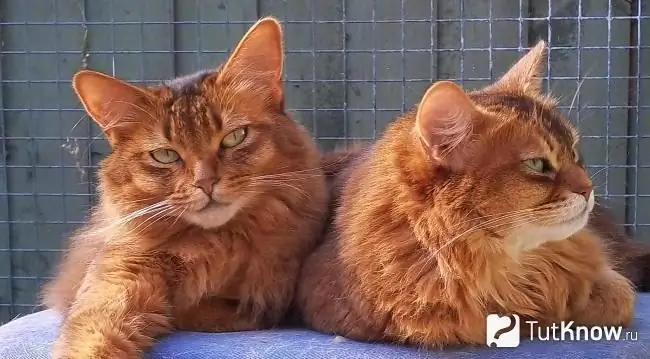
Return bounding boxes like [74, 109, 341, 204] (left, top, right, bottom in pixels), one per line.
[319, 149, 650, 292]
[42, 17, 327, 359]
[296, 40, 635, 347]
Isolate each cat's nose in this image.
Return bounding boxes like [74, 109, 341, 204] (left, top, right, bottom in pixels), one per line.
[558, 165, 593, 202]
[194, 178, 219, 195]
[573, 185, 592, 201]
[193, 161, 219, 195]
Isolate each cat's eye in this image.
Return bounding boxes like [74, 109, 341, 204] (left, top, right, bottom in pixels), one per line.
[221, 127, 248, 148]
[522, 158, 553, 174]
[150, 149, 180, 164]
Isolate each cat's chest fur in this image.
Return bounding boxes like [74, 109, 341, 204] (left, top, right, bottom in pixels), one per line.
[163, 230, 253, 309]
[482, 229, 605, 322]
[348, 227, 606, 333]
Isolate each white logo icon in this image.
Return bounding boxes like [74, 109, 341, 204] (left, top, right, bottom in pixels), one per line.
[486, 313, 520, 347]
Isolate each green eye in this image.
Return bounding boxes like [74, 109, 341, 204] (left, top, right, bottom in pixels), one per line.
[523, 158, 552, 173]
[221, 127, 248, 148]
[150, 149, 180, 164]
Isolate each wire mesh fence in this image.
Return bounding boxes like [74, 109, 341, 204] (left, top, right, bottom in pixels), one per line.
[0, 0, 648, 323]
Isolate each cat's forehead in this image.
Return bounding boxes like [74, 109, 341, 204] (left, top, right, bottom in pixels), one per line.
[152, 71, 224, 149]
[471, 91, 578, 150]
[165, 70, 213, 95]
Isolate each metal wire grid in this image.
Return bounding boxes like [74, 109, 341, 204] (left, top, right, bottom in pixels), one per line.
[0, 0, 647, 323]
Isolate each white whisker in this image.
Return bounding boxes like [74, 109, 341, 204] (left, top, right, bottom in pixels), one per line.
[589, 166, 608, 180]
[119, 205, 175, 239]
[454, 207, 538, 228]
[431, 211, 572, 259]
[408, 211, 574, 286]
[170, 206, 188, 227]
[247, 180, 311, 199]
[96, 200, 170, 234]
[567, 77, 586, 119]
[134, 208, 178, 237]
[407, 212, 542, 283]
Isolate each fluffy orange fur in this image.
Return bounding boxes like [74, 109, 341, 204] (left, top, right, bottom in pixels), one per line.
[43, 18, 327, 359]
[297, 41, 635, 347]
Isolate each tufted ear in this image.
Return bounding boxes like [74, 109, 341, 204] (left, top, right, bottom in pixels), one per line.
[491, 40, 547, 94]
[72, 70, 155, 147]
[218, 17, 284, 106]
[415, 81, 478, 171]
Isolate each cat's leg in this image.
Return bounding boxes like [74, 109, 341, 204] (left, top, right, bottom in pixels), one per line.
[387, 307, 489, 348]
[175, 264, 297, 332]
[51, 255, 171, 359]
[296, 242, 388, 342]
[174, 296, 268, 332]
[571, 268, 635, 327]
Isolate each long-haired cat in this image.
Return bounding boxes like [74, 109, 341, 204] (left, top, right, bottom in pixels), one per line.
[296, 41, 635, 347]
[43, 17, 327, 358]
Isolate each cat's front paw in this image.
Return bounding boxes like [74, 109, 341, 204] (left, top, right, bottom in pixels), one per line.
[51, 331, 138, 359]
[600, 270, 635, 327]
[574, 269, 635, 327]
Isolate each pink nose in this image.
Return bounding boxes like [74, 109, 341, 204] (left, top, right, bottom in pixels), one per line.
[194, 178, 218, 195]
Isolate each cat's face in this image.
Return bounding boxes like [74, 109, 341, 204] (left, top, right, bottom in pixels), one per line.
[102, 74, 306, 229]
[73, 18, 319, 229]
[465, 92, 593, 253]
[415, 41, 594, 253]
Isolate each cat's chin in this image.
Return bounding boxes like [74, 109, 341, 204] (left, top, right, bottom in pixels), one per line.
[182, 200, 245, 229]
[504, 192, 595, 257]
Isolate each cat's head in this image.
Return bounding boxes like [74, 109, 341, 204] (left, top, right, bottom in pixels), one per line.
[413, 41, 593, 253]
[73, 17, 320, 230]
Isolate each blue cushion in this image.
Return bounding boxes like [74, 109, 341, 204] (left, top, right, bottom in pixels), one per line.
[1, 295, 649, 358]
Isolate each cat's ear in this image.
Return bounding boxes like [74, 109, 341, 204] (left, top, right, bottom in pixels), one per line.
[415, 81, 477, 170]
[73, 70, 154, 146]
[492, 40, 546, 94]
[218, 17, 284, 104]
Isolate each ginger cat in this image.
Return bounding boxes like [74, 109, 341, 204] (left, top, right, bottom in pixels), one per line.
[297, 41, 635, 347]
[43, 18, 327, 358]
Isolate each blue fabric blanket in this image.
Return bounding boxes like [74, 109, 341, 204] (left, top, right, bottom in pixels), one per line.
[1, 295, 649, 358]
